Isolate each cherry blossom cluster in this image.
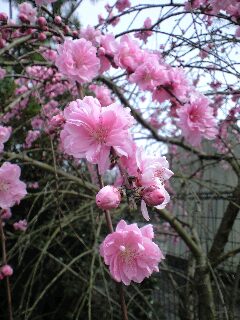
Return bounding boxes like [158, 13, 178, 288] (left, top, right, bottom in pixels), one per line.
[185, 0, 240, 36]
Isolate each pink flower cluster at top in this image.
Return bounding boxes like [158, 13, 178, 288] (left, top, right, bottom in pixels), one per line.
[100, 220, 164, 285]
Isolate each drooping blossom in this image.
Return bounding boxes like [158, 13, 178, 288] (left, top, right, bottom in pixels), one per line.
[100, 220, 164, 285]
[0, 67, 6, 79]
[55, 39, 100, 84]
[89, 84, 113, 107]
[116, 0, 131, 12]
[98, 34, 118, 73]
[96, 185, 121, 210]
[0, 162, 27, 209]
[0, 125, 11, 152]
[13, 219, 27, 232]
[114, 35, 144, 73]
[18, 2, 37, 23]
[177, 95, 218, 146]
[60, 96, 134, 173]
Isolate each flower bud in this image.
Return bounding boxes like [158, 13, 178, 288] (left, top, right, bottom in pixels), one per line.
[0, 12, 8, 23]
[1, 208, 12, 220]
[0, 38, 6, 48]
[38, 32, 47, 41]
[37, 16, 47, 27]
[54, 16, 62, 25]
[142, 186, 165, 206]
[1, 265, 13, 277]
[19, 13, 30, 24]
[96, 185, 121, 210]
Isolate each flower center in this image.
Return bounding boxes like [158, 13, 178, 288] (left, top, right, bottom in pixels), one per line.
[92, 125, 108, 143]
[119, 245, 137, 264]
[0, 180, 9, 192]
[154, 168, 165, 182]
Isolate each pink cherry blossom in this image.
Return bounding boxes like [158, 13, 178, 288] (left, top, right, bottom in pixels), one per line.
[18, 2, 37, 23]
[114, 35, 144, 73]
[134, 17, 153, 43]
[100, 220, 164, 285]
[177, 95, 218, 146]
[116, 0, 131, 12]
[129, 54, 167, 91]
[89, 84, 113, 107]
[0, 162, 27, 209]
[80, 25, 101, 46]
[0, 67, 6, 79]
[55, 39, 100, 84]
[153, 67, 190, 103]
[0, 125, 11, 152]
[60, 96, 134, 173]
[96, 185, 121, 210]
[13, 219, 27, 231]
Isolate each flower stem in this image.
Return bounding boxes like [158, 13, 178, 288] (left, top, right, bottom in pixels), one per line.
[96, 167, 128, 320]
[0, 217, 13, 320]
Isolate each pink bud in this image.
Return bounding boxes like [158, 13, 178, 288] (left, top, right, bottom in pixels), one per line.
[72, 30, 79, 38]
[19, 13, 30, 23]
[37, 16, 47, 27]
[54, 16, 62, 25]
[142, 186, 165, 207]
[0, 12, 8, 22]
[96, 185, 121, 210]
[1, 265, 13, 277]
[38, 32, 47, 41]
[13, 219, 27, 232]
[1, 208, 12, 220]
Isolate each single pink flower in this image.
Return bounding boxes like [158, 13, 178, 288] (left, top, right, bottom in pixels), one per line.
[60, 97, 134, 173]
[18, 2, 37, 23]
[100, 220, 164, 285]
[0, 126, 11, 152]
[89, 84, 113, 107]
[13, 219, 27, 232]
[116, 0, 131, 12]
[114, 35, 144, 73]
[129, 54, 167, 91]
[96, 185, 121, 210]
[55, 39, 100, 84]
[80, 25, 101, 46]
[134, 17, 153, 43]
[0, 162, 27, 209]
[177, 95, 218, 146]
